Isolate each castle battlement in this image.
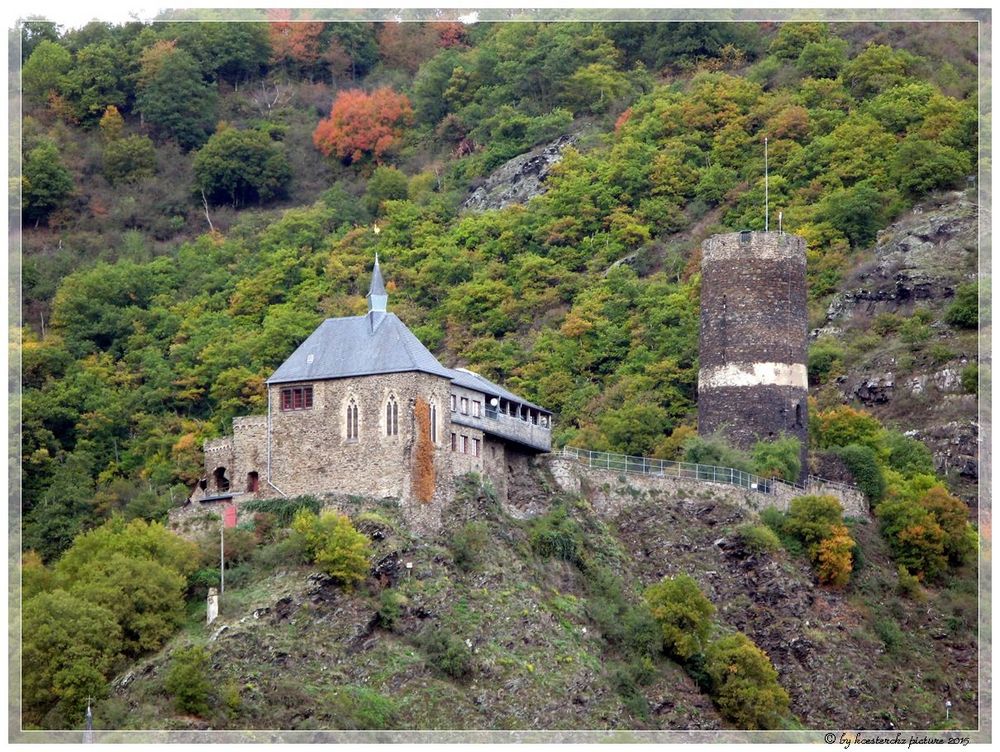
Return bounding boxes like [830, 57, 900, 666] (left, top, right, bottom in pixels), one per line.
[702, 231, 806, 263]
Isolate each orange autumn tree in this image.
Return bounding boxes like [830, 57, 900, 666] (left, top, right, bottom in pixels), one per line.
[312, 87, 414, 164]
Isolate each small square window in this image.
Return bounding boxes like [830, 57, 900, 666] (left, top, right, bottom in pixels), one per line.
[280, 386, 313, 411]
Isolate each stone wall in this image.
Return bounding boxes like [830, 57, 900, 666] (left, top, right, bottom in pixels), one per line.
[449, 424, 486, 478]
[169, 498, 228, 538]
[698, 231, 809, 471]
[547, 457, 868, 520]
[481, 436, 508, 503]
[265, 372, 454, 528]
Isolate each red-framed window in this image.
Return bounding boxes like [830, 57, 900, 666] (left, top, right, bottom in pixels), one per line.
[280, 385, 313, 411]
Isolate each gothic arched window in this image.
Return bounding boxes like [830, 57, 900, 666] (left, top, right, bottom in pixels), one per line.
[386, 395, 398, 436]
[346, 398, 359, 441]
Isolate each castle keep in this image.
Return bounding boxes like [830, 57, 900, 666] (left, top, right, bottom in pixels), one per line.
[697, 231, 809, 471]
[189, 258, 551, 529]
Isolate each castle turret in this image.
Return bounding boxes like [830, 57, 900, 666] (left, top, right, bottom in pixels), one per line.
[697, 231, 808, 474]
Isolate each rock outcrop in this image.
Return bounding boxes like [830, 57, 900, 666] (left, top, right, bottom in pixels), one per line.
[461, 135, 578, 212]
[813, 189, 980, 501]
[820, 190, 977, 329]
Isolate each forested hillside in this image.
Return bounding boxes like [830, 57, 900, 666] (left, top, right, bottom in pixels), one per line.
[16, 17, 979, 560]
[13, 16, 983, 732]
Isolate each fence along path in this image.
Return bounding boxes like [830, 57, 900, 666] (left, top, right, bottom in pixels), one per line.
[558, 446, 858, 497]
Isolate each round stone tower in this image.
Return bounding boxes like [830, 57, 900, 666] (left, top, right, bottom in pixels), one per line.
[698, 230, 808, 474]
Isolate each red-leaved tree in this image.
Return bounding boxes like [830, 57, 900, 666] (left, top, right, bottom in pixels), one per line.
[312, 87, 414, 164]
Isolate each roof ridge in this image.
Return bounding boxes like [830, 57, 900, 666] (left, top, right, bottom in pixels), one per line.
[394, 314, 443, 371]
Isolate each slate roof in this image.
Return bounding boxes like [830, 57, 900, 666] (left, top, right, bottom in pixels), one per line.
[266, 315, 547, 413]
[267, 313, 454, 384]
[447, 367, 550, 414]
[368, 257, 387, 296]
[267, 259, 546, 413]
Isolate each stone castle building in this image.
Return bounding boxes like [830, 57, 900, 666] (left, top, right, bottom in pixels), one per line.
[189, 258, 552, 528]
[697, 231, 809, 473]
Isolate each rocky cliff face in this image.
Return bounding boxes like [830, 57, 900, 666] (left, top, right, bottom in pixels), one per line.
[461, 135, 578, 212]
[812, 189, 981, 502]
[821, 190, 977, 329]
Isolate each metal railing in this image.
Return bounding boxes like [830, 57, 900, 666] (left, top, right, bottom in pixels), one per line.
[559, 446, 857, 497]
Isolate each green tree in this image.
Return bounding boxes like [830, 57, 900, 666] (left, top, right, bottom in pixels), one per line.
[643, 574, 716, 660]
[890, 135, 972, 197]
[807, 338, 844, 385]
[795, 38, 848, 78]
[841, 43, 918, 99]
[768, 22, 829, 60]
[810, 405, 885, 450]
[59, 41, 130, 123]
[884, 431, 935, 478]
[836, 444, 887, 504]
[875, 498, 947, 579]
[67, 553, 188, 655]
[945, 282, 979, 329]
[22, 140, 73, 225]
[330, 23, 379, 80]
[784, 495, 844, 549]
[22, 590, 122, 724]
[165, 646, 213, 715]
[53, 516, 197, 586]
[816, 180, 886, 248]
[918, 486, 976, 566]
[704, 632, 790, 729]
[291, 509, 370, 587]
[22, 39, 72, 103]
[22, 450, 98, 561]
[171, 21, 270, 83]
[136, 46, 218, 150]
[22, 550, 53, 600]
[193, 126, 292, 207]
[695, 163, 738, 205]
[411, 48, 464, 124]
[751, 436, 802, 482]
[596, 403, 670, 456]
[682, 435, 753, 473]
[103, 135, 157, 185]
[364, 165, 409, 216]
[20, 18, 61, 61]
[48, 517, 196, 657]
[561, 62, 633, 114]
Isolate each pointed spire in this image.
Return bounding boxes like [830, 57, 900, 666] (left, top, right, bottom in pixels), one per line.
[367, 253, 387, 313]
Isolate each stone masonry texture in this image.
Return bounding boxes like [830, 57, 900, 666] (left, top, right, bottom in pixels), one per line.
[698, 231, 809, 469]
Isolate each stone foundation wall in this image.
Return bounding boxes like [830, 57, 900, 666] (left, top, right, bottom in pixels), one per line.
[547, 457, 868, 519]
